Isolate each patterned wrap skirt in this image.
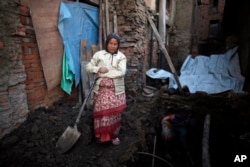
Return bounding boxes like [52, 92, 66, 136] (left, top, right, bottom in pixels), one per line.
[93, 78, 127, 142]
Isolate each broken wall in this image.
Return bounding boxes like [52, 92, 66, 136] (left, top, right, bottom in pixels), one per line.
[108, 0, 151, 96]
[0, 0, 29, 138]
[0, 0, 67, 139]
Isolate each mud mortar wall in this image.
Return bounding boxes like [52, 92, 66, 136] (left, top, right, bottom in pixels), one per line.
[109, 0, 151, 95]
[0, 0, 29, 139]
[0, 0, 66, 139]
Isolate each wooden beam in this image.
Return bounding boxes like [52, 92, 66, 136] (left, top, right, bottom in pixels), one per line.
[113, 10, 117, 33]
[105, 0, 110, 35]
[88, 0, 99, 5]
[158, 0, 166, 43]
[98, 0, 102, 49]
[102, 3, 107, 42]
[146, 10, 183, 94]
[80, 39, 87, 61]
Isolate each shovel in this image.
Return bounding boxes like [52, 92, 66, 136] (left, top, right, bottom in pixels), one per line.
[56, 76, 97, 153]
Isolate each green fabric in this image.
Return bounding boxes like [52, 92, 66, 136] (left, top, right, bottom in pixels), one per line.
[60, 49, 74, 95]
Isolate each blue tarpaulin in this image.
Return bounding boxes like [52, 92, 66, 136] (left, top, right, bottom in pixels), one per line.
[146, 46, 245, 94]
[58, 1, 98, 94]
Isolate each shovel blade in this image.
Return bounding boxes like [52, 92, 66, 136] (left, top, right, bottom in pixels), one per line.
[56, 126, 81, 153]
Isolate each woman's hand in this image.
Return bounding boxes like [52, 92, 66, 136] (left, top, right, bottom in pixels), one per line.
[97, 67, 108, 78]
[98, 67, 109, 73]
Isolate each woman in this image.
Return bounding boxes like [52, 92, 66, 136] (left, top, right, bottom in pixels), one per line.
[86, 33, 127, 145]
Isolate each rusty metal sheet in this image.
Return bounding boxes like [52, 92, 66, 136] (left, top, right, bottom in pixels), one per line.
[27, 0, 63, 90]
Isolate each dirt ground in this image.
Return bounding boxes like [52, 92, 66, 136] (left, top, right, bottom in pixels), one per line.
[1, 90, 250, 167]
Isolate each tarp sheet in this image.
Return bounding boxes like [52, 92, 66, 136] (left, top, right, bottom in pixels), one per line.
[146, 46, 245, 94]
[58, 1, 98, 94]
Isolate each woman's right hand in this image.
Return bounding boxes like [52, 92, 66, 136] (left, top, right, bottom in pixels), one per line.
[98, 67, 109, 73]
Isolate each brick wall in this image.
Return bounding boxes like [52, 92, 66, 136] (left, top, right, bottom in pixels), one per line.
[108, 0, 152, 96]
[0, 0, 74, 139]
[19, 2, 71, 112]
[20, 3, 63, 111]
[0, 0, 29, 139]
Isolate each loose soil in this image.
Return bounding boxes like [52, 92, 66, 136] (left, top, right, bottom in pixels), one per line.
[1, 90, 250, 167]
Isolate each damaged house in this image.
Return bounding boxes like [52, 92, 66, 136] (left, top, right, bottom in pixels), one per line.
[0, 0, 250, 166]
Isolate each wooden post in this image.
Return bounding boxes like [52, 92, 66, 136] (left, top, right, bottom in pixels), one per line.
[158, 0, 166, 43]
[98, 0, 103, 49]
[102, 3, 107, 41]
[105, 0, 110, 35]
[146, 10, 183, 94]
[113, 10, 117, 33]
[80, 39, 87, 61]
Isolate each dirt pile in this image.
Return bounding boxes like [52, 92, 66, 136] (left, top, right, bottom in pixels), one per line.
[0, 93, 163, 167]
[1, 90, 250, 167]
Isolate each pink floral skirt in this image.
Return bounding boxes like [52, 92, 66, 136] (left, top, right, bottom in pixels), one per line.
[93, 78, 127, 142]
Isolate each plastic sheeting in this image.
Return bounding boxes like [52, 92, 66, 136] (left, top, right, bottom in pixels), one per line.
[58, 1, 98, 94]
[60, 49, 74, 94]
[146, 68, 176, 87]
[146, 46, 245, 94]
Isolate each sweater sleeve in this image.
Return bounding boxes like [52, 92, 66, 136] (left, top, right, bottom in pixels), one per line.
[86, 52, 100, 74]
[102, 54, 127, 78]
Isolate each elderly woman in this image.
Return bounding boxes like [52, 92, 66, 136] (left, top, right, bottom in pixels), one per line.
[86, 33, 127, 145]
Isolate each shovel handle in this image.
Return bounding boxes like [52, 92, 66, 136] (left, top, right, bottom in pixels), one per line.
[75, 75, 97, 126]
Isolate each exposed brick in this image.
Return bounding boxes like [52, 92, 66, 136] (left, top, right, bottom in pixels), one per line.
[26, 71, 44, 80]
[27, 87, 45, 101]
[0, 41, 4, 48]
[8, 87, 18, 93]
[22, 54, 39, 60]
[0, 101, 11, 110]
[19, 5, 30, 16]
[25, 80, 35, 90]
[0, 92, 8, 102]
[20, 15, 27, 25]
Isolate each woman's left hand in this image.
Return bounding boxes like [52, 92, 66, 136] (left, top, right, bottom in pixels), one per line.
[98, 67, 109, 73]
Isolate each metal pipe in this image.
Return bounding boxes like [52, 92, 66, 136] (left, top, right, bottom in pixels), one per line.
[137, 152, 174, 167]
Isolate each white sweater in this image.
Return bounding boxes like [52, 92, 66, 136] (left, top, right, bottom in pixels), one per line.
[86, 50, 127, 95]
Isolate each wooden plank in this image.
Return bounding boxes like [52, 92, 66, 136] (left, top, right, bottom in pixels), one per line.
[105, 0, 110, 35]
[91, 44, 100, 55]
[113, 10, 117, 33]
[28, 0, 63, 90]
[80, 43, 99, 109]
[81, 39, 87, 61]
[88, 0, 99, 5]
[158, 0, 166, 43]
[86, 49, 92, 62]
[98, 0, 103, 49]
[102, 3, 107, 42]
[146, 10, 183, 94]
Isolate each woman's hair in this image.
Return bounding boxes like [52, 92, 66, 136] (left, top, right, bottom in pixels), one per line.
[105, 32, 120, 54]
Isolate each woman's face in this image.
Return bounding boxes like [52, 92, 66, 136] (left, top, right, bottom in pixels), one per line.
[107, 38, 118, 54]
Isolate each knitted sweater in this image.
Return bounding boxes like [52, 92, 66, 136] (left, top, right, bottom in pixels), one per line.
[86, 50, 127, 95]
